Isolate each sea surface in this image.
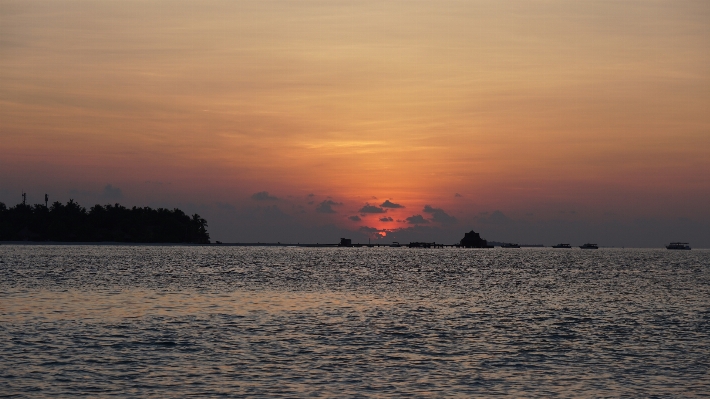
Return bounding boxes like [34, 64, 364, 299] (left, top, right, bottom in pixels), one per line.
[1, 245, 708, 397]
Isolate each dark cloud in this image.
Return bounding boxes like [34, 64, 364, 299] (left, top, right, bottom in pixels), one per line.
[383, 225, 453, 244]
[359, 226, 380, 234]
[198, 201, 710, 247]
[316, 200, 342, 213]
[251, 191, 278, 201]
[101, 184, 123, 200]
[206, 201, 375, 243]
[380, 200, 404, 208]
[307, 193, 315, 197]
[406, 215, 429, 224]
[379, 217, 394, 222]
[359, 203, 386, 213]
[454, 193, 462, 197]
[423, 205, 457, 224]
[348, 215, 362, 222]
[480, 210, 511, 224]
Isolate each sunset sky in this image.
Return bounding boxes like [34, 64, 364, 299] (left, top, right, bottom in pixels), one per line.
[2, 0, 709, 246]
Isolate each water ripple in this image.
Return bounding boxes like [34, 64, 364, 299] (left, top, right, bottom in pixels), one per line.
[0, 245, 708, 397]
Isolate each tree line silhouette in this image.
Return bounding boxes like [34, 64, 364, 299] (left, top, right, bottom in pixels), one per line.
[0, 200, 210, 243]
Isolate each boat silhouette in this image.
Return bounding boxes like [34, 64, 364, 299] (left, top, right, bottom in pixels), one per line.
[500, 243, 520, 248]
[666, 242, 691, 250]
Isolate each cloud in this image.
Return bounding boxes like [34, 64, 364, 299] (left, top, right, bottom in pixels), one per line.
[423, 205, 457, 224]
[406, 215, 429, 224]
[316, 199, 342, 213]
[454, 193, 462, 197]
[359, 203, 386, 213]
[380, 200, 404, 208]
[348, 215, 362, 222]
[379, 216, 394, 222]
[101, 184, 123, 200]
[251, 191, 279, 201]
[200, 201, 710, 248]
[307, 193, 315, 197]
[383, 225, 452, 243]
[481, 210, 511, 224]
[359, 226, 381, 234]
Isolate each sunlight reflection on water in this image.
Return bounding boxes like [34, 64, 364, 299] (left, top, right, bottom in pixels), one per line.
[1, 289, 391, 322]
[1, 245, 708, 397]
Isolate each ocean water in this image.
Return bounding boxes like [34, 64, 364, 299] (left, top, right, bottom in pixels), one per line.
[1, 245, 708, 397]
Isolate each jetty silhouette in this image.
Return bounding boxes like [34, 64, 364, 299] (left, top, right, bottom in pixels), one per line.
[232, 230, 495, 248]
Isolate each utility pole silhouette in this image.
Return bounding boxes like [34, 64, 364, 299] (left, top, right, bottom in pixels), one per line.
[22, 191, 26, 205]
[45, 194, 48, 207]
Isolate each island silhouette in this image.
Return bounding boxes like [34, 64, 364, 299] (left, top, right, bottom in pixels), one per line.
[459, 230, 493, 248]
[0, 200, 210, 243]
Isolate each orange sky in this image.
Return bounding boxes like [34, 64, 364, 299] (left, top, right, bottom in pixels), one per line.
[1, 0, 709, 242]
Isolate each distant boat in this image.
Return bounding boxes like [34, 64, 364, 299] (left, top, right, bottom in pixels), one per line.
[390, 242, 402, 247]
[580, 243, 598, 249]
[501, 243, 520, 248]
[552, 243, 571, 248]
[666, 242, 691, 250]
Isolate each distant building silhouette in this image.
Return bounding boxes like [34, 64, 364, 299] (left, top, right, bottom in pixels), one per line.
[460, 230, 493, 248]
[339, 238, 352, 246]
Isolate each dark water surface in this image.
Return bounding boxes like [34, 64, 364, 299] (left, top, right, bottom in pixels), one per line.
[1, 245, 708, 397]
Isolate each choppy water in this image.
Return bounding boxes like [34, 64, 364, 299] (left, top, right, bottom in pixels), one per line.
[1, 245, 708, 397]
